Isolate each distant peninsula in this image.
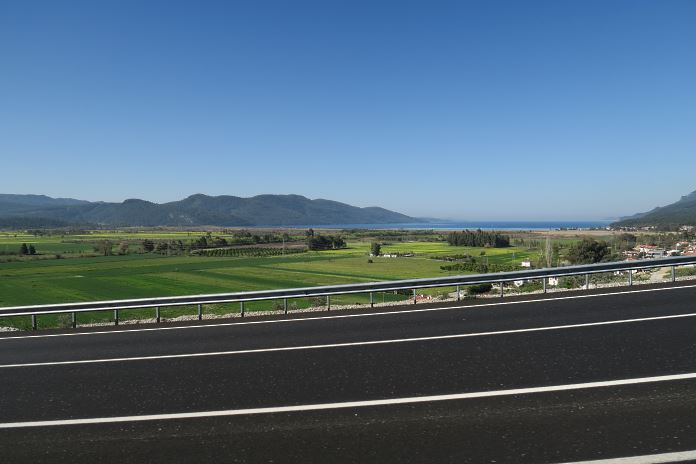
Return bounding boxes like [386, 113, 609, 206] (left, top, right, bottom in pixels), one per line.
[612, 189, 696, 229]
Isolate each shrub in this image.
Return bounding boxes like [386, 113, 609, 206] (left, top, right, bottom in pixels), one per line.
[466, 283, 493, 295]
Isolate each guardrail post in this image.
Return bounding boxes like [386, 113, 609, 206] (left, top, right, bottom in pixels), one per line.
[413, 289, 417, 304]
[327, 295, 331, 311]
[672, 266, 676, 283]
[240, 301, 245, 317]
[155, 306, 160, 323]
[500, 282, 504, 298]
[456, 285, 461, 301]
[284, 298, 288, 314]
[71, 312, 76, 328]
[543, 278, 547, 294]
[31, 314, 37, 331]
[197, 304, 203, 321]
[585, 274, 590, 290]
[629, 269, 633, 286]
[369, 292, 374, 308]
[113, 309, 119, 326]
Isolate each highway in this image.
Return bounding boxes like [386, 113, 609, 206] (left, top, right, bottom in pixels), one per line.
[2, 282, 696, 463]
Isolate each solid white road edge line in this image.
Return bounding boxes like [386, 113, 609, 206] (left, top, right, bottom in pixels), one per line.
[559, 449, 696, 463]
[2, 371, 696, 429]
[2, 310, 696, 368]
[1, 283, 695, 342]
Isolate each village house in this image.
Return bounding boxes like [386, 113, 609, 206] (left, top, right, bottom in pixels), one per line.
[636, 245, 667, 259]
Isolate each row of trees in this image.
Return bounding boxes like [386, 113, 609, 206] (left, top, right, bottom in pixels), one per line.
[219, 230, 293, 246]
[140, 232, 300, 255]
[27, 229, 91, 237]
[306, 234, 346, 251]
[565, 238, 613, 264]
[19, 243, 36, 255]
[447, 230, 510, 248]
[93, 240, 129, 256]
[142, 239, 190, 255]
[194, 247, 307, 258]
[191, 234, 229, 249]
[440, 260, 519, 274]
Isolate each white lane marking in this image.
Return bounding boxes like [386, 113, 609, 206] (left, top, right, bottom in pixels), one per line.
[1, 283, 695, 342]
[3, 310, 696, 368]
[559, 449, 696, 463]
[2, 371, 696, 429]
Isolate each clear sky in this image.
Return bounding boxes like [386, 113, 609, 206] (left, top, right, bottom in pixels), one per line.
[1, 0, 695, 220]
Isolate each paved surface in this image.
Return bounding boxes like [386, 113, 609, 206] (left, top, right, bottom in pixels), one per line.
[2, 282, 696, 463]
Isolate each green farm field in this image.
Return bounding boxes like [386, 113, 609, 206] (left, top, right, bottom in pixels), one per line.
[0, 240, 538, 329]
[0, 230, 286, 256]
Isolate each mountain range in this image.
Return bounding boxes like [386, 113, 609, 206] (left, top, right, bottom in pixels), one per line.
[612, 190, 696, 227]
[0, 194, 417, 228]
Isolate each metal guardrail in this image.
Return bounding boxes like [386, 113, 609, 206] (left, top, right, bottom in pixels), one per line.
[3, 255, 696, 330]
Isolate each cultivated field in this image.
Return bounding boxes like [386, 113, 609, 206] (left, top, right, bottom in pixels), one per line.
[0, 237, 537, 329]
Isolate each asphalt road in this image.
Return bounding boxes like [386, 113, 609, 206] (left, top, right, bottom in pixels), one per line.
[2, 282, 696, 463]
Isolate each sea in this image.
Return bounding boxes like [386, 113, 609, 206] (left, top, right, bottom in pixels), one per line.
[287, 221, 613, 231]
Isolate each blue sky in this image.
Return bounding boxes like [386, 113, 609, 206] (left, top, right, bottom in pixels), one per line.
[1, 0, 695, 220]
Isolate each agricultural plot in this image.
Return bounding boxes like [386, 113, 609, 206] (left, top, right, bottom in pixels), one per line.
[0, 237, 541, 329]
[0, 235, 94, 255]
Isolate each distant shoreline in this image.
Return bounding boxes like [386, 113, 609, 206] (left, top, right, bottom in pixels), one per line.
[274, 221, 613, 231]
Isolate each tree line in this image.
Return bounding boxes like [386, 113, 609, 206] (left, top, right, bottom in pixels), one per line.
[306, 235, 346, 251]
[446, 230, 510, 248]
[440, 260, 519, 274]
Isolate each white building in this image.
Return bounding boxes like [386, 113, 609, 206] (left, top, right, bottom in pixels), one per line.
[646, 248, 667, 258]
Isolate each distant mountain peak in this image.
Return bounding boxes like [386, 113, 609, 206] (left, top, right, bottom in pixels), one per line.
[185, 193, 212, 200]
[123, 198, 153, 205]
[679, 190, 696, 202]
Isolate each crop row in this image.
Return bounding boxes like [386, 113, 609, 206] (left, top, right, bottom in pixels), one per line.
[193, 247, 308, 257]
